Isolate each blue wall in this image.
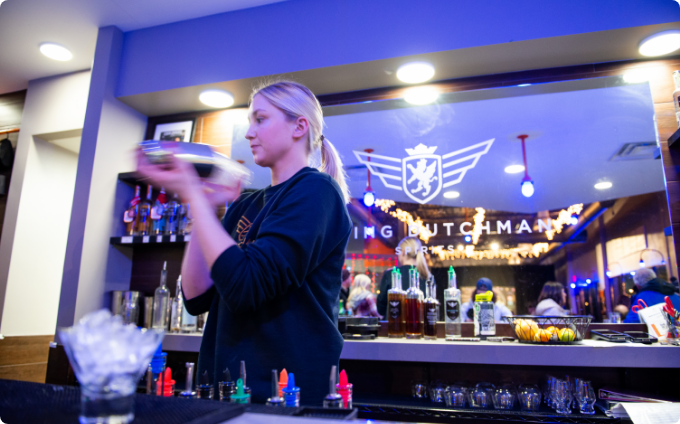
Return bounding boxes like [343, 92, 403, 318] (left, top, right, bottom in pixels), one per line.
[117, 0, 680, 97]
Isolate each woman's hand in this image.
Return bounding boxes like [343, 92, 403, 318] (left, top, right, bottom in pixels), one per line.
[202, 180, 242, 207]
[136, 148, 200, 201]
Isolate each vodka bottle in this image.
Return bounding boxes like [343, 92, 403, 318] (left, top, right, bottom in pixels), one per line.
[673, 70, 680, 128]
[135, 185, 153, 236]
[387, 268, 405, 338]
[404, 266, 424, 339]
[123, 185, 141, 236]
[152, 261, 170, 330]
[444, 266, 462, 340]
[169, 275, 183, 333]
[151, 187, 167, 236]
[165, 194, 180, 235]
[181, 277, 198, 333]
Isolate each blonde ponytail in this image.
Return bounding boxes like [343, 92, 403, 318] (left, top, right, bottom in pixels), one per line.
[415, 250, 431, 280]
[320, 136, 350, 203]
[251, 80, 351, 203]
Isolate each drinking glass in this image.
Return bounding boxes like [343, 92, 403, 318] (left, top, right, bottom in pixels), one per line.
[544, 375, 556, 408]
[493, 384, 516, 410]
[553, 379, 572, 414]
[575, 380, 597, 415]
[518, 385, 542, 412]
[470, 382, 495, 409]
[444, 385, 468, 408]
[411, 381, 428, 399]
[429, 381, 447, 403]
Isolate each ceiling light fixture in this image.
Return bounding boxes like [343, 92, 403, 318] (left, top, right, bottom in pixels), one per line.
[517, 134, 534, 198]
[403, 86, 439, 105]
[639, 30, 680, 57]
[594, 181, 612, 190]
[39, 43, 72, 61]
[443, 191, 460, 199]
[396, 62, 435, 83]
[504, 164, 525, 174]
[363, 149, 376, 207]
[490, 243, 499, 251]
[199, 89, 234, 108]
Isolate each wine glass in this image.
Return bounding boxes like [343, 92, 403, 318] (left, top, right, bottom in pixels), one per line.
[575, 380, 597, 415]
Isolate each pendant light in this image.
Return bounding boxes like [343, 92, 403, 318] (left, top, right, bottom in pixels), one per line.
[363, 149, 376, 207]
[518, 134, 534, 197]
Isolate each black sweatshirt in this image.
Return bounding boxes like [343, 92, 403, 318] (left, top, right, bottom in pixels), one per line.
[183, 167, 352, 404]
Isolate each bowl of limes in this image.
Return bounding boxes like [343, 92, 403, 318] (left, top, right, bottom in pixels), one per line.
[503, 316, 592, 344]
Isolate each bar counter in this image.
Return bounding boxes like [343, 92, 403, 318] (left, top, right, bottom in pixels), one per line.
[162, 334, 679, 369]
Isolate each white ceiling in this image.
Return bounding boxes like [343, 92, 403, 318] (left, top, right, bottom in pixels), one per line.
[0, 0, 288, 94]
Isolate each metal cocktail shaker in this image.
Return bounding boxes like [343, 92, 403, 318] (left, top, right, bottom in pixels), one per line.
[139, 140, 253, 188]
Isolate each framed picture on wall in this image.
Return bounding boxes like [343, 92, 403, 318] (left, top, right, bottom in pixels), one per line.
[153, 119, 195, 142]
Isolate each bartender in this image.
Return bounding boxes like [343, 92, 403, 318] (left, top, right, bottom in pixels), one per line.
[137, 81, 352, 404]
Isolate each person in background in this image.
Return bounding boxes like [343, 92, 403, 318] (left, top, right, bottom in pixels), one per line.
[376, 237, 431, 317]
[347, 274, 381, 318]
[339, 269, 351, 309]
[535, 282, 569, 316]
[624, 268, 680, 323]
[461, 278, 513, 322]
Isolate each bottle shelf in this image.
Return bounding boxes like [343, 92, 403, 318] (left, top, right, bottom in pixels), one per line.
[110, 234, 190, 245]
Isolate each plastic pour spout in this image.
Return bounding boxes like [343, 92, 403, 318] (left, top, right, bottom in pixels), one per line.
[278, 369, 288, 398]
[230, 378, 251, 404]
[336, 369, 353, 409]
[282, 373, 300, 407]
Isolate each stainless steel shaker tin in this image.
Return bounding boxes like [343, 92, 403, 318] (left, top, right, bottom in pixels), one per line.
[139, 140, 253, 188]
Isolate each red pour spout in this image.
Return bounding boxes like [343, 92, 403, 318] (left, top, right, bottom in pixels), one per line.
[339, 369, 349, 387]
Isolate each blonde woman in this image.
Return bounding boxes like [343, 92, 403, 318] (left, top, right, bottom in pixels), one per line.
[137, 81, 352, 404]
[347, 274, 382, 318]
[377, 237, 431, 317]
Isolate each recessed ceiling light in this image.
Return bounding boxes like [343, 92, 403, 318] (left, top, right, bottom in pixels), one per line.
[517, 83, 531, 87]
[504, 164, 525, 174]
[639, 30, 680, 57]
[622, 68, 653, 83]
[199, 89, 234, 108]
[594, 181, 612, 190]
[403, 86, 439, 105]
[443, 191, 460, 199]
[396, 62, 435, 84]
[39, 43, 72, 61]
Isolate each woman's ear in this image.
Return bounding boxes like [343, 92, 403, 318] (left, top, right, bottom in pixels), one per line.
[292, 116, 309, 141]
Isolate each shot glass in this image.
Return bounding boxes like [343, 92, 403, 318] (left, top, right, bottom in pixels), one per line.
[429, 382, 447, 403]
[518, 385, 542, 412]
[493, 384, 516, 410]
[411, 381, 428, 399]
[444, 385, 468, 408]
[470, 383, 495, 409]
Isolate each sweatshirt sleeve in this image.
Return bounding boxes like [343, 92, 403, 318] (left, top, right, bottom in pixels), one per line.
[210, 176, 349, 314]
[183, 285, 215, 316]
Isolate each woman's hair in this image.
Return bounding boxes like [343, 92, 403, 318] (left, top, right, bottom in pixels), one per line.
[347, 274, 373, 311]
[250, 80, 350, 203]
[398, 237, 431, 279]
[538, 282, 565, 306]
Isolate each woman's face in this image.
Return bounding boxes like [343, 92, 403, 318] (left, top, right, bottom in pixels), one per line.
[245, 94, 306, 168]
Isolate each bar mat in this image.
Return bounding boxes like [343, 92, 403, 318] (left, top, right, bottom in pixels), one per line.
[0, 379, 243, 424]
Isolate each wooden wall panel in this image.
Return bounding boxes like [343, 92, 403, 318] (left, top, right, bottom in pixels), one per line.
[0, 335, 52, 383]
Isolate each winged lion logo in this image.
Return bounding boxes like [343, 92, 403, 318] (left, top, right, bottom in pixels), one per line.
[353, 139, 495, 204]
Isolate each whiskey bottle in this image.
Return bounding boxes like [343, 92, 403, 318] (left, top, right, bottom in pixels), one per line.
[123, 185, 141, 236]
[151, 187, 167, 236]
[423, 275, 438, 340]
[135, 185, 153, 236]
[404, 266, 424, 339]
[387, 268, 405, 338]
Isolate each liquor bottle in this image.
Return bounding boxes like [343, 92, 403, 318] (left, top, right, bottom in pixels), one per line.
[178, 202, 191, 235]
[181, 277, 198, 333]
[151, 187, 168, 236]
[135, 185, 153, 236]
[152, 261, 170, 330]
[387, 268, 405, 338]
[473, 291, 495, 340]
[423, 275, 438, 340]
[673, 70, 680, 128]
[169, 275, 183, 333]
[444, 266, 462, 340]
[123, 185, 141, 236]
[165, 194, 180, 235]
[404, 266, 424, 339]
[338, 299, 346, 316]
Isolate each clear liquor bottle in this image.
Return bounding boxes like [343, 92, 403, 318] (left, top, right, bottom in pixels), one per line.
[444, 266, 462, 340]
[164, 194, 180, 235]
[151, 187, 167, 236]
[423, 275, 438, 340]
[152, 261, 170, 330]
[169, 275, 183, 333]
[135, 185, 153, 236]
[673, 70, 680, 128]
[123, 185, 141, 236]
[387, 268, 405, 338]
[404, 266, 423, 339]
[178, 202, 191, 235]
[181, 277, 198, 333]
